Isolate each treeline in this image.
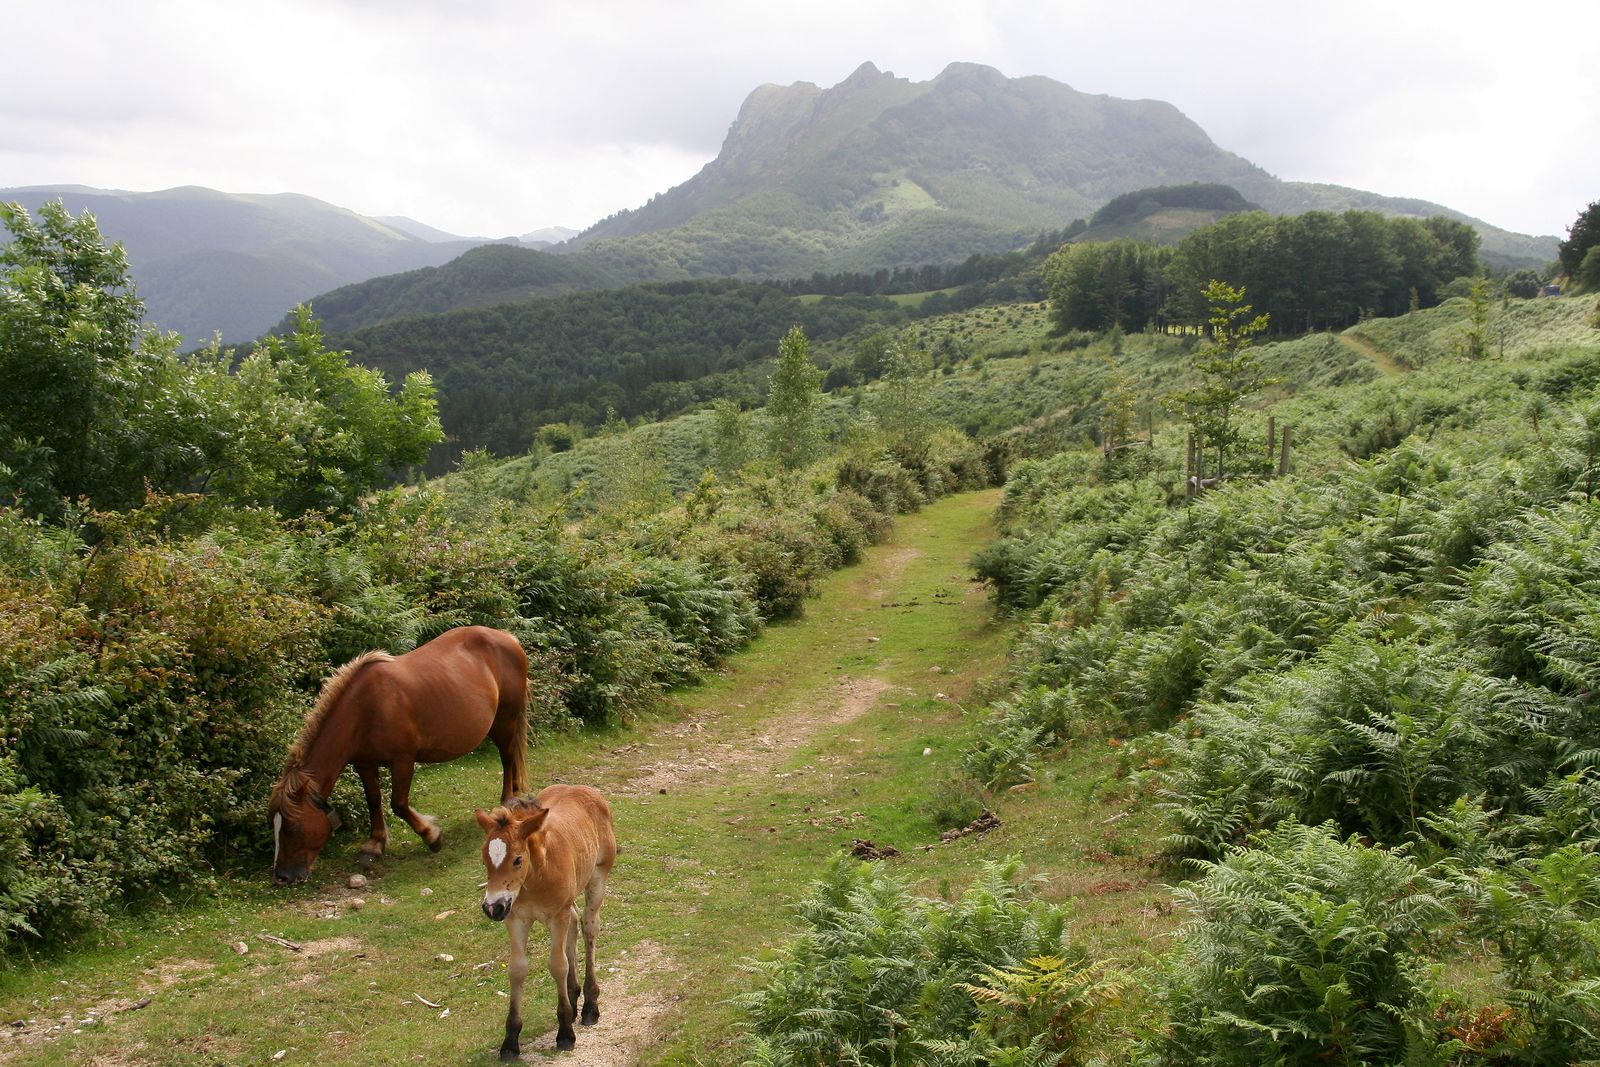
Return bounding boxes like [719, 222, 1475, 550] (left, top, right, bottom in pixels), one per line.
[330, 280, 909, 470]
[1045, 209, 1482, 335]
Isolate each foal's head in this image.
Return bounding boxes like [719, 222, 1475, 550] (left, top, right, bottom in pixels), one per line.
[268, 770, 342, 886]
[475, 801, 549, 922]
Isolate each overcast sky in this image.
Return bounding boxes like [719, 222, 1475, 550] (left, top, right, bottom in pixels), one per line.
[5, 0, 1595, 241]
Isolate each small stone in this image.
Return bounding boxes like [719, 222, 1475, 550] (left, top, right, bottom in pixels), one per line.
[433, 910, 456, 921]
[922, 747, 933, 757]
[349, 898, 365, 911]
[435, 953, 454, 963]
[419, 887, 433, 897]
[231, 942, 249, 955]
[348, 874, 368, 889]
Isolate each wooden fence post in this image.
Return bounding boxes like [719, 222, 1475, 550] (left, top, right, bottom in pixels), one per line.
[1278, 424, 1292, 476]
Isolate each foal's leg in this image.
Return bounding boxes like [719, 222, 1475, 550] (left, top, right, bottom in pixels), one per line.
[564, 904, 582, 1019]
[388, 757, 442, 851]
[500, 911, 531, 1062]
[354, 763, 387, 864]
[580, 871, 608, 1025]
[547, 907, 578, 1050]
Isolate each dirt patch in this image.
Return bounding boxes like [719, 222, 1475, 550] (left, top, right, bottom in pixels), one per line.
[512, 940, 679, 1065]
[0, 959, 212, 1061]
[618, 676, 896, 797]
[298, 936, 361, 959]
[868, 547, 919, 596]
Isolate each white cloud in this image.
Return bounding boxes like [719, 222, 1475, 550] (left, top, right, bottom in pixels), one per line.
[4, 0, 1595, 238]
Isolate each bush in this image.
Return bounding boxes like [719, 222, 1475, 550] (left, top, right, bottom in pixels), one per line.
[737, 855, 1097, 1066]
[1148, 821, 1450, 1066]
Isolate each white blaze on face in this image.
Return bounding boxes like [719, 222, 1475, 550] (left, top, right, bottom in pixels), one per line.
[273, 812, 283, 867]
[488, 837, 508, 869]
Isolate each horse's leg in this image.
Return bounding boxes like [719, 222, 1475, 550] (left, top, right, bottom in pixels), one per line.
[491, 729, 516, 803]
[564, 904, 581, 1018]
[499, 911, 531, 1062]
[548, 906, 578, 1050]
[579, 869, 607, 1025]
[388, 757, 442, 852]
[354, 763, 387, 864]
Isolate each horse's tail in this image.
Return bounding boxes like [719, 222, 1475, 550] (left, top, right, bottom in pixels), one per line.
[510, 674, 530, 796]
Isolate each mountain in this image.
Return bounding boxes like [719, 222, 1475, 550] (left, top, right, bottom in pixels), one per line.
[0, 185, 494, 343]
[520, 226, 580, 248]
[566, 62, 1555, 276]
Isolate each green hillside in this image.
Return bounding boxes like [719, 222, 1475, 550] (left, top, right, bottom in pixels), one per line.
[300, 244, 625, 334]
[0, 185, 493, 342]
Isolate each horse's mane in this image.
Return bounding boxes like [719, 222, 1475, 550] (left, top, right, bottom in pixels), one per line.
[271, 650, 394, 813]
[484, 796, 544, 830]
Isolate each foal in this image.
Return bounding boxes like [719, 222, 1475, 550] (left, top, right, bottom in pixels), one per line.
[476, 785, 616, 1058]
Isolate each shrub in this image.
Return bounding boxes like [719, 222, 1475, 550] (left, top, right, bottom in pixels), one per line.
[737, 855, 1087, 1067]
[1148, 821, 1450, 1066]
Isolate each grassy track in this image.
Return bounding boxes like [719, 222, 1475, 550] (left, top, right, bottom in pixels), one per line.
[1, 488, 1169, 1065]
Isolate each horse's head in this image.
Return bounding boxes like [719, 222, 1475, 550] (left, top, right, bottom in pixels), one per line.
[475, 802, 549, 922]
[269, 772, 342, 887]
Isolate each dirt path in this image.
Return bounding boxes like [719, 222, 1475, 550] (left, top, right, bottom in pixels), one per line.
[1337, 331, 1405, 376]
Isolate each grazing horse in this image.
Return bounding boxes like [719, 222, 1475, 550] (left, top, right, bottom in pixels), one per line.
[476, 784, 616, 1058]
[269, 625, 529, 886]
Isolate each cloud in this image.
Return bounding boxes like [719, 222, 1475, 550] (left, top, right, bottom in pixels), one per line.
[5, 0, 1596, 238]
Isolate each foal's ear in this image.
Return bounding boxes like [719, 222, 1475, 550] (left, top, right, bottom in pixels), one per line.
[513, 806, 549, 839]
[473, 808, 496, 833]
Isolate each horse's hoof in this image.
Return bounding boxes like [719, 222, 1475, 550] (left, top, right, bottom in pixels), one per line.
[356, 849, 382, 866]
[581, 1005, 600, 1026]
[426, 834, 444, 853]
[555, 1034, 576, 1052]
[498, 1046, 519, 1062]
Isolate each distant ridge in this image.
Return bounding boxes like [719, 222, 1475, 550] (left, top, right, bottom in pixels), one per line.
[0, 185, 494, 343]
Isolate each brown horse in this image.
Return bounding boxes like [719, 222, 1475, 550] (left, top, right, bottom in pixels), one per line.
[476, 785, 616, 1058]
[269, 625, 528, 886]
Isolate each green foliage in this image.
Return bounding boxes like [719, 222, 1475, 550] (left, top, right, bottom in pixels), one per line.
[1164, 280, 1272, 480]
[332, 280, 892, 471]
[737, 855, 1082, 1067]
[873, 342, 938, 459]
[1088, 183, 1254, 229]
[0, 202, 443, 518]
[1148, 821, 1450, 1066]
[765, 325, 824, 471]
[1558, 200, 1600, 279]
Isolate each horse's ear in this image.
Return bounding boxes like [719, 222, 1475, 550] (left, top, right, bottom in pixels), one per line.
[474, 808, 496, 833]
[514, 806, 549, 839]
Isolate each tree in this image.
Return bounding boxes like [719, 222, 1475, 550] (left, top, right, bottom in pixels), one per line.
[764, 325, 822, 471]
[220, 305, 442, 514]
[873, 342, 937, 459]
[0, 200, 149, 513]
[708, 398, 750, 478]
[1165, 280, 1272, 481]
[1558, 200, 1600, 279]
[1504, 269, 1543, 299]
